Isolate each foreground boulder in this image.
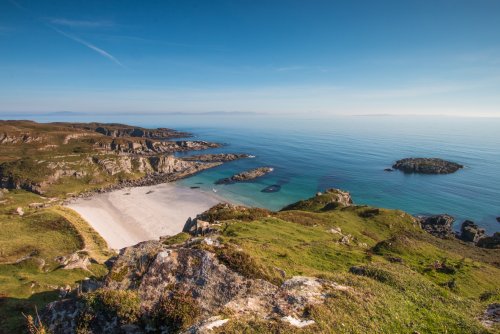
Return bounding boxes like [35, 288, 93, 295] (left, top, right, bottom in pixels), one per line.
[215, 167, 273, 185]
[417, 214, 455, 238]
[392, 158, 463, 174]
[43, 240, 347, 333]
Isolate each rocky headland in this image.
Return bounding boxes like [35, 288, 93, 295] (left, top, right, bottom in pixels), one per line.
[0, 121, 230, 196]
[214, 167, 273, 185]
[181, 153, 251, 162]
[392, 158, 463, 174]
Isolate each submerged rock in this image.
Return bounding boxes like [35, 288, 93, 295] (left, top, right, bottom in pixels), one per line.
[215, 167, 274, 185]
[392, 158, 463, 174]
[418, 214, 455, 238]
[384, 168, 394, 172]
[496, 217, 500, 223]
[261, 184, 281, 193]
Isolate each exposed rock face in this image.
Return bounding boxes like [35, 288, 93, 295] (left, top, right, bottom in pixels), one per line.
[459, 220, 485, 243]
[392, 158, 463, 174]
[43, 240, 347, 333]
[215, 167, 273, 185]
[181, 153, 251, 162]
[0, 132, 43, 144]
[96, 139, 220, 155]
[418, 214, 456, 238]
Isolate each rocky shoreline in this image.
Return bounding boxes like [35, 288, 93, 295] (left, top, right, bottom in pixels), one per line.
[417, 214, 499, 248]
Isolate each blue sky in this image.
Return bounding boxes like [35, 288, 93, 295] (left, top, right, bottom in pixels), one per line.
[1, 0, 499, 116]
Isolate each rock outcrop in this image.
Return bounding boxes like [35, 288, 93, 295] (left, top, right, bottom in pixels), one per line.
[476, 233, 500, 249]
[281, 188, 353, 211]
[43, 240, 348, 333]
[417, 214, 456, 238]
[215, 167, 273, 185]
[392, 158, 463, 174]
[459, 220, 485, 243]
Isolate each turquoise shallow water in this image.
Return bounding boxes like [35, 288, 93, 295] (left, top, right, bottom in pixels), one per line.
[24, 114, 500, 233]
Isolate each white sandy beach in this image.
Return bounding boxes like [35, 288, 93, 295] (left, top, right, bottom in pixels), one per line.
[66, 183, 227, 250]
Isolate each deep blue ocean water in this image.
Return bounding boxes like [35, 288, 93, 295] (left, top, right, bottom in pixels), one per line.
[18, 114, 500, 233]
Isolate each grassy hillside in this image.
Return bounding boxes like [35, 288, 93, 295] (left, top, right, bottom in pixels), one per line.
[42, 191, 500, 334]
[0, 190, 112, 333]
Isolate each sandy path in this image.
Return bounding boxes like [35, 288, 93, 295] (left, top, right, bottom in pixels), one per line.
[66, 183, 227, 250]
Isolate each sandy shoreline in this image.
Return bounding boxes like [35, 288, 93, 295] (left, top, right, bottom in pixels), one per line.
[66, 183, 229, 250]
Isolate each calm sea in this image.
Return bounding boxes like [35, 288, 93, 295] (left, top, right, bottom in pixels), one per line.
[20, 114, 500, 233]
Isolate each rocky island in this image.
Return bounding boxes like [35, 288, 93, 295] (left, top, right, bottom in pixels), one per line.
[215, 167, 274, 185]
[392, 158, 463, 174]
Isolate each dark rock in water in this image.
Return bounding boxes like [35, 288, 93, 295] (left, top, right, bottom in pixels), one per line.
[190, 186, 200, 189]
[384, 168, 394, 172]
[392, 158, 463, 174]
[476, 233, 500, 249]
[496, 217, 500, 223]
[460, 220, 485, 243]
[418, 214, 455, 238]
[261, 185, 281, 193]
[215, 167, 274, 185]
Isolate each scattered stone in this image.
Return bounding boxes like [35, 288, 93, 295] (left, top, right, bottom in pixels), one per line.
[392, 158, 463, 174]
[16, 207, 24, 216]
[417, 214, 455, 238]
[281, 316, 315, 328]
[190, 186, 201, 189]
[480, 303, 500, 328]
[28, 202, 45, 209]
[261, 184, 281, 193]
[215, 167, 274, 185]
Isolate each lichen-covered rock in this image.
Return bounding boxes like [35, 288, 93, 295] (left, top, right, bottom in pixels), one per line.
[43, 239, 349, 333]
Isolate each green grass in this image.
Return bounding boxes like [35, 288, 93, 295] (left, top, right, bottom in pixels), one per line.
[0, 190, 111, 333]
[199, 198, 500, 333]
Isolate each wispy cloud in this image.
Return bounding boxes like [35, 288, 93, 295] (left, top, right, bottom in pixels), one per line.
[49, 18, 115, 28]
[49, 26, 124, 67]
